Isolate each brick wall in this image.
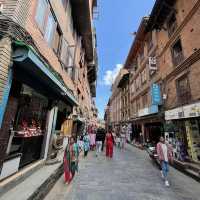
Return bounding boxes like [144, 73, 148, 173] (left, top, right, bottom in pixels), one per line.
[157, 0, 200, 110]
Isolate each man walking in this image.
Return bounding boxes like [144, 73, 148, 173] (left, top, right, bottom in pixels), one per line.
[96, 128, 104, 157]
[157, 136, 173, 187]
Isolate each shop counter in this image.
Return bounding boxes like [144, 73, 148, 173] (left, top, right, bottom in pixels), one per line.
[11, 134, 44, 168]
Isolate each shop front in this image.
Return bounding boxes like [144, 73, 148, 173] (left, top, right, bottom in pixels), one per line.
[165, 102, 200, 162]
[135, 104, 164, 145]
[0, 42, 78, 180]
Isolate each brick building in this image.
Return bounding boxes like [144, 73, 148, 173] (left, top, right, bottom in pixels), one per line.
[116, 0, 200, 162]
[146, 0, 200, 162]
[0, 0, 98, 180]
[124, 16, 164, 144]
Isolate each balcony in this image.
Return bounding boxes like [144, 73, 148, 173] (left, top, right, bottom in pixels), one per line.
[70, 0, 97, 62]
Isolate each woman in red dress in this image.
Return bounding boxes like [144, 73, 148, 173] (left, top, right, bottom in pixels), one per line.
[106, 131, 114, 158]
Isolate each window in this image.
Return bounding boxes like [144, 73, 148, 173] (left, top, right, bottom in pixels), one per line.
[142, 93, 148, 108]
[136, 75, 141, 90]
[167, 13, 177, 37]
[147, 32, 153, 52]
[171, 39, 184, 66]
[141, 68, 147, 84]
[136, 98, 140, 112]
[44, 12, 56, 46]
[176, 75, 191, 105]
[79, 52, 85, 68]
[60, 38, 69, 67]
[53, 26, 62, 55]
[132, 59, 138, 71]
[139, 45, 145, 61]
[35, 0, 48, 32]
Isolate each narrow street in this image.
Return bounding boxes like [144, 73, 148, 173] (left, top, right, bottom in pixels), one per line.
[45, 145, 200, 200]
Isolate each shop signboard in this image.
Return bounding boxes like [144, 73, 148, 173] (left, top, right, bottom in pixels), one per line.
[151, 83, 161, 105]
[138, 105, 158, 117]
[138, 108, 149, 117]
[149, 57, 157, 70]
[149, 105, 159, 114]
[165, 101, 200, 120]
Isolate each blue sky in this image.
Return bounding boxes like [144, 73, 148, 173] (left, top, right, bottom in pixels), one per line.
[95, 0, 155, 119]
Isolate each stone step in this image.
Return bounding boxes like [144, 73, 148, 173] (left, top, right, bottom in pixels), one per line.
[0, 160, 44, 196]
[0, 154, 64, 200]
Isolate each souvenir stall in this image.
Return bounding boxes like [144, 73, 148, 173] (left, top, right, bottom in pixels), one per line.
[8, 84, 48, 168]
[165, 103, 200, 162]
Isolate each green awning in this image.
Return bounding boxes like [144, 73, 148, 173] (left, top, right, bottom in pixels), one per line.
[12, 41, 78, 106]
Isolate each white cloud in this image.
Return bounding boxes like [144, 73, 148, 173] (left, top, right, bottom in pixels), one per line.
[103, 64, 123, 86]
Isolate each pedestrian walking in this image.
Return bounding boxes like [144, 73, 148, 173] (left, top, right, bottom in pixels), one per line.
[116, 133, 121, 148]
[83, 133, 90, 157]
[120, 133, 126, 149]
[106, 130, 114, 158]
[95, 128, 104, 156]
[63, 136, 79, 184]
[157, 136, 173, 187]
[101, 128, 106, 151]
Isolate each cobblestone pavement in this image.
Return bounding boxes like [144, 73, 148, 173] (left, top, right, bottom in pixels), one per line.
[45, 145, 200, 200]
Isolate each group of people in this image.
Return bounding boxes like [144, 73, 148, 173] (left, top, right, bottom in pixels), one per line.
[63, 129, 173, 187]
[63, 128, 115, 184]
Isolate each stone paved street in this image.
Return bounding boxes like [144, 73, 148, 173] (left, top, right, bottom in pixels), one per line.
[45, 145, 200, 200]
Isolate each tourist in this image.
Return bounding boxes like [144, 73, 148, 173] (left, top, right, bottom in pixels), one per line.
[83, 133, 90, 157]
[106, 129, 114, 158]
[63, 136, 79, 184]
[96, 128, 105, 156]
[157, 136, 173, 187]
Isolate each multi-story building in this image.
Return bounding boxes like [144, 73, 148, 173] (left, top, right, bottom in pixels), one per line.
[146, 0, 200, 162]
[119, 0, 200, 162]
[106, 68, 129, 134]
[0, 0, 98, 180]
[104, 99, 111, 131]
[124, 16, 163, 144]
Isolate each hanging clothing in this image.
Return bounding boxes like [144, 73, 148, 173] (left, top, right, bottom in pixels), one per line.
[61, 119, 73, 136]
[106, 133, 114, 158]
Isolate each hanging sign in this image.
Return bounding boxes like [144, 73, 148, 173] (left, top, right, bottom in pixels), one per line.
[149, 57, 157, 70]
[151, 83, 161, 105]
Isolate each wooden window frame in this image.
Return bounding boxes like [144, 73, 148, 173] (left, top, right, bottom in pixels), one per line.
[53, 26, 62, 56]
[171, 38, 184, 67]
[35, 0, 48, 34]
[176, 74, 191, 106]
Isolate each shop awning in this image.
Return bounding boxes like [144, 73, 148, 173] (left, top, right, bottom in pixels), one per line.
[12, 41, 78, 106]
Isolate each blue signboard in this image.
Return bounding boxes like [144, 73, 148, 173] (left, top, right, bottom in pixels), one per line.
[149, 105, 159, 114]
[151, 83, 161, 105]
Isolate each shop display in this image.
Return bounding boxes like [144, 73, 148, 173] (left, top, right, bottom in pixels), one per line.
[8, 84, 48, 167]
[185, 120, 200, 162]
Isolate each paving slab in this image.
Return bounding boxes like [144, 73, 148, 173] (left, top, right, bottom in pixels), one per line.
[45, 145, 200, 200]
